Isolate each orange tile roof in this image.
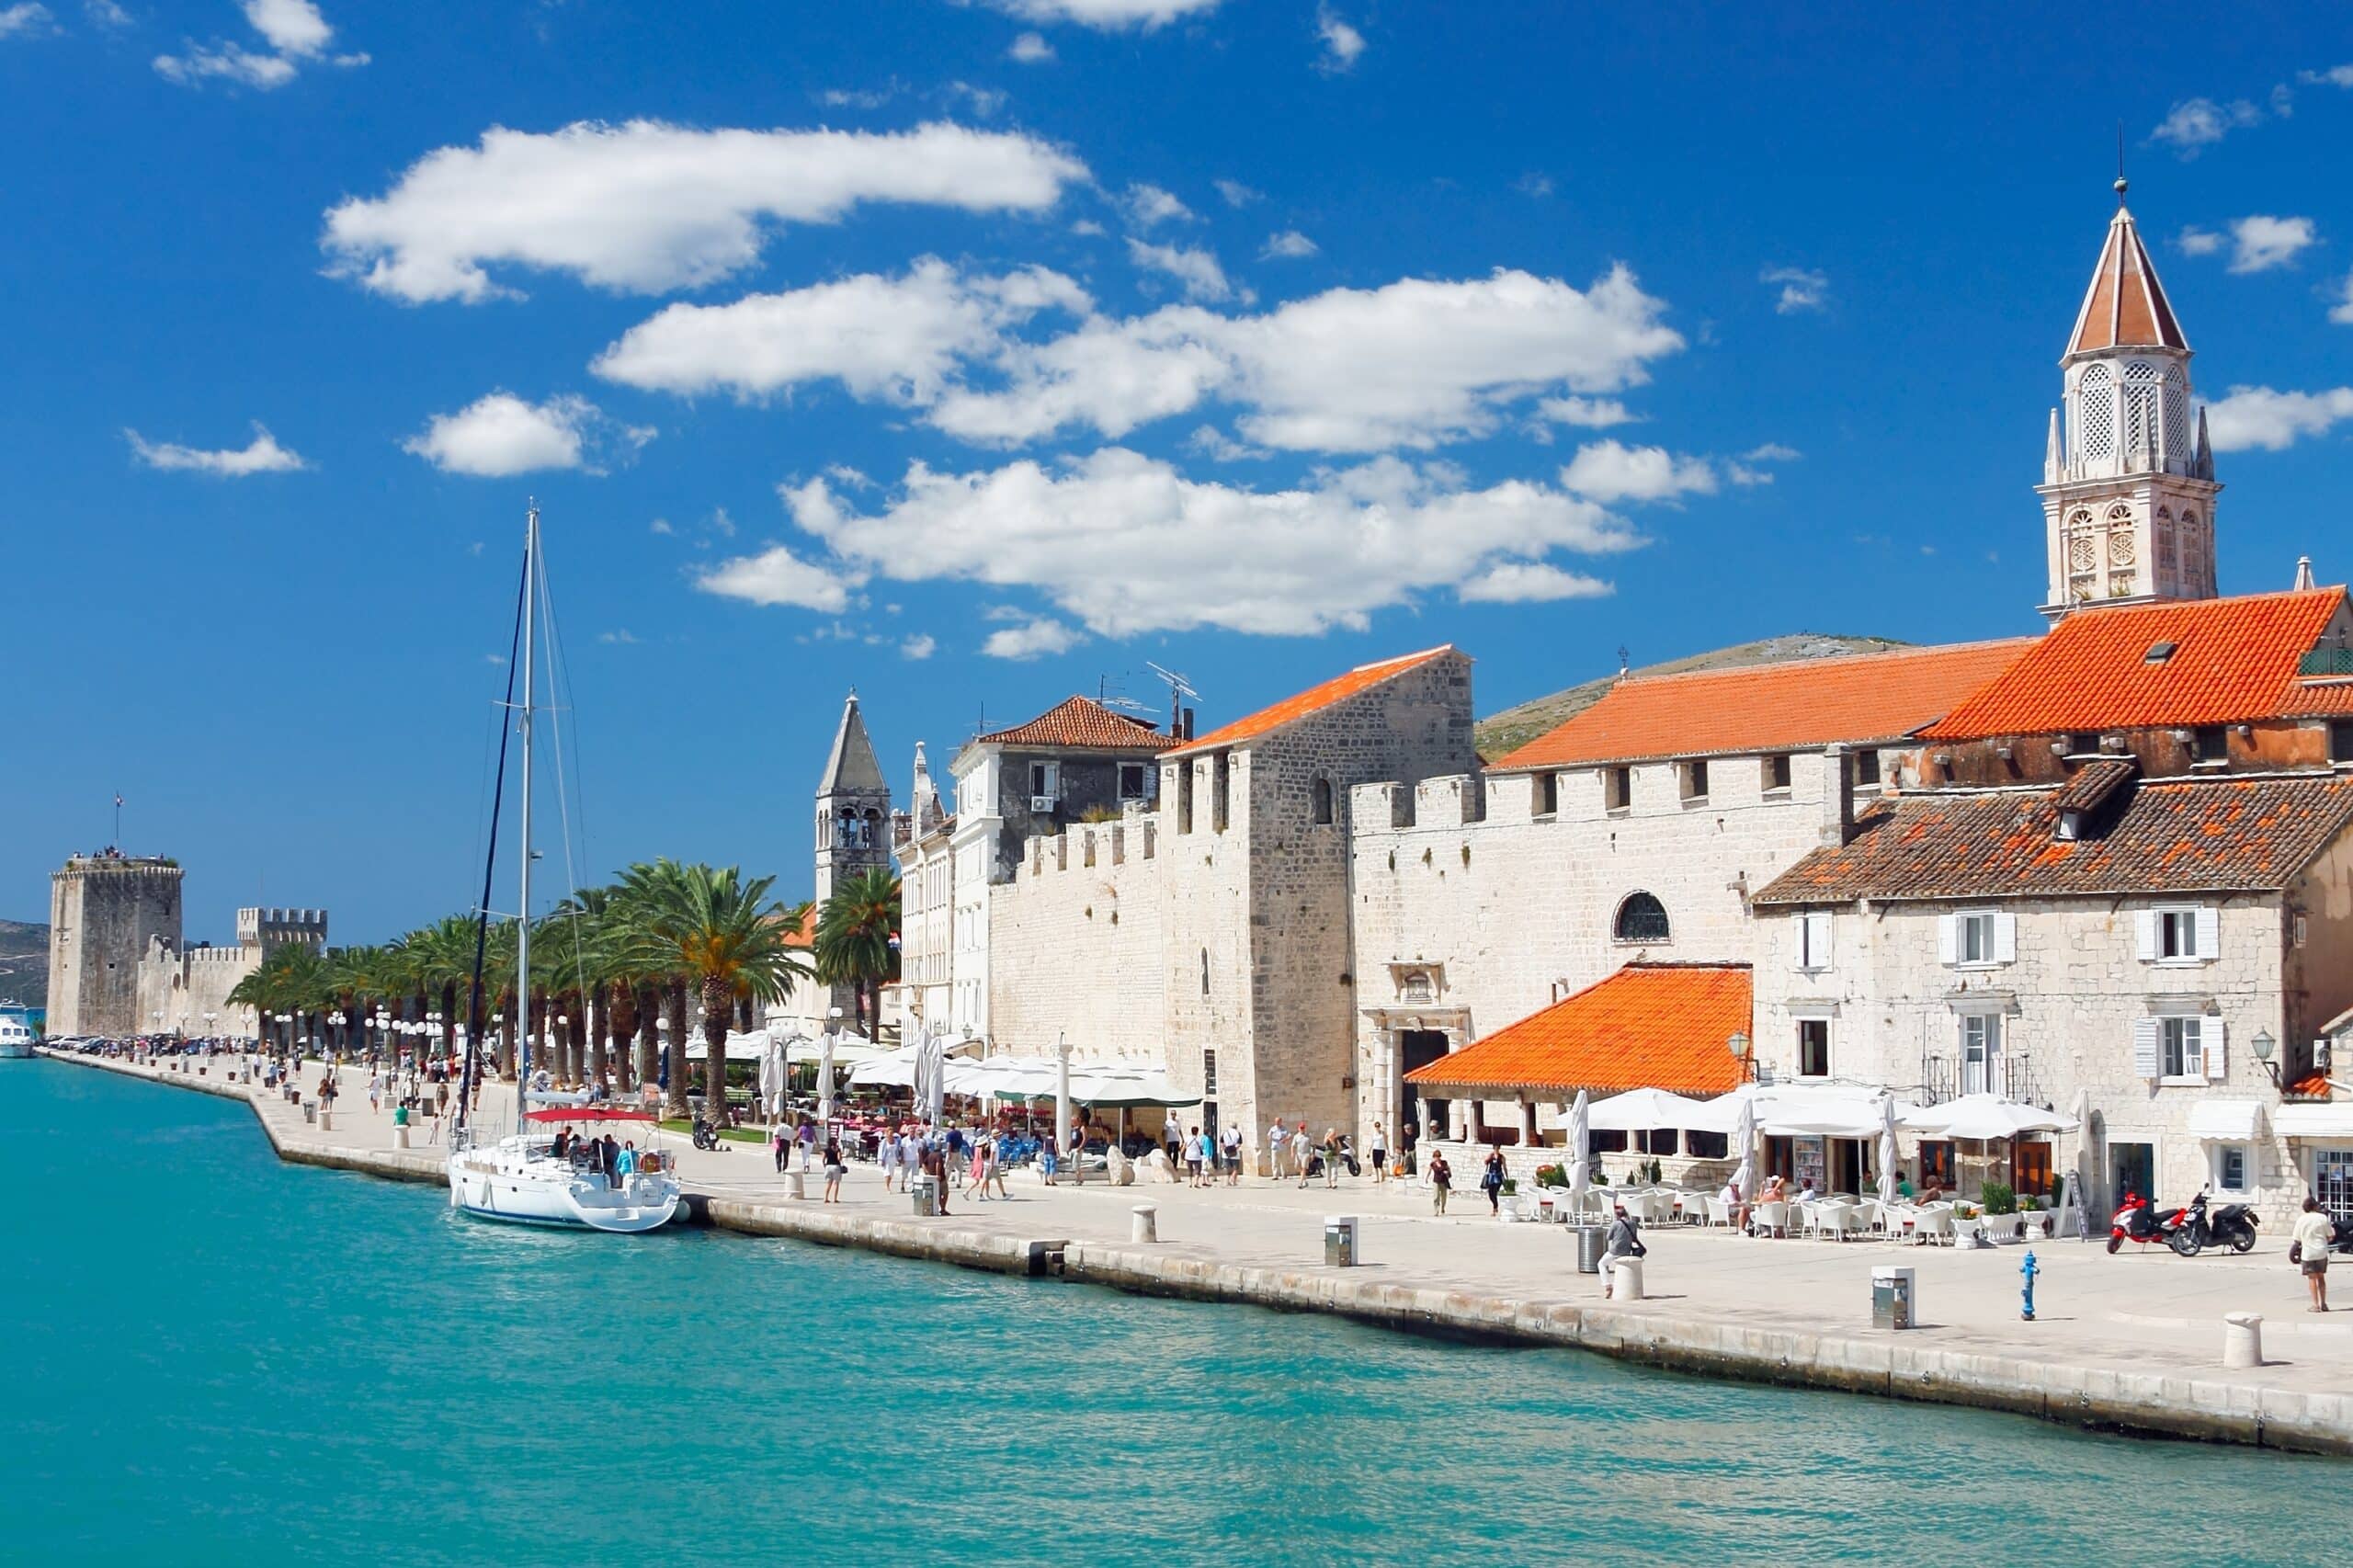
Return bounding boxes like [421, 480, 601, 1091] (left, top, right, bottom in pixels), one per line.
[974, 696, 1172, 753]
[1404, 963, 1751, 1096]
[2067, 203, 2188, 357]
[1923, 588, 2349, 739]
[1492, 639, 2032, 770]
[1171, 646, 1455, 755]
[780, 905, 816, 948]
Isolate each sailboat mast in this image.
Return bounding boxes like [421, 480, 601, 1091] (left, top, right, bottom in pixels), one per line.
[517, 500, 537, 1110]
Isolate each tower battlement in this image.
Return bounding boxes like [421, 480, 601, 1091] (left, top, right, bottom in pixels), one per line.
[237, 906, 329, 951]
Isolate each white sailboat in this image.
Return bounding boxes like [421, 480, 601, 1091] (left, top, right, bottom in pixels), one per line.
[446, 503, 681, 1233]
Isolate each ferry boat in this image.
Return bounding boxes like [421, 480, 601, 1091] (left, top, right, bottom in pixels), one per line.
[0, 1006, 33, 1060]
[444, 503, 680, 1233]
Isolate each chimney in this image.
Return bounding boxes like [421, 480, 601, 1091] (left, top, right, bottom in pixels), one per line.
[2294, 555, 2315, 591]
[1818, 744, 1853, 847]
[1180, 707, 1196, 741]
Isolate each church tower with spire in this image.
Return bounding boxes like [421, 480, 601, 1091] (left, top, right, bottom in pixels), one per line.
[814, 691, 892, 907]
[2038, 178, 2222, 619]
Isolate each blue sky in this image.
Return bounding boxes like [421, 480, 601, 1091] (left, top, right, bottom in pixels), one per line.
[8, 2, 2353, 941]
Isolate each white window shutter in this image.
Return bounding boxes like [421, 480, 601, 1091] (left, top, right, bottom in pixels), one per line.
[1994, 912, 2018, 964]
[2206, 1019, 2227, 1080]
[2135, 910, 2160, 961]
[1938, 914, 1959, 966]
[2195, 906, 2221, 960]
[2131, 1017, 2160, 1078]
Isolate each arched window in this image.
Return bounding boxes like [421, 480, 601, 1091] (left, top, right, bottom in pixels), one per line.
[1614, 892, 1670, 943]
[2162, 365, 2190, 458]
[2075, 364, 2114, 462]
[1311, 776, 1335, 825]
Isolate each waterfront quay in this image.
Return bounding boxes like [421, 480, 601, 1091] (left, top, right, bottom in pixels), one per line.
[51, 1048, 2353, 1459]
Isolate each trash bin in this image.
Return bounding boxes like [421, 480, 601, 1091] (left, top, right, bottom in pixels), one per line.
[913, 1175, 940, 1217]
[1871, 1266, 1916, 1329]
[1574, 1223, 1608, 1274]
[1324, 1214, 1358, 1267]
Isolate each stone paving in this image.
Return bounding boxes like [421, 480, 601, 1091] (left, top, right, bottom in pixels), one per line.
[60, 1051, 2353, 1449]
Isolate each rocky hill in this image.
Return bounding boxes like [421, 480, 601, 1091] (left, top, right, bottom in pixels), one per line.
[1473, 633, 1911, 761]
[0, 919, 47, 1008]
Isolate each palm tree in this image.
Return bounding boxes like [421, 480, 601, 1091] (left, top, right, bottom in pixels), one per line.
[814, 870, 898, 1033]
[615, 859, 811, 1125]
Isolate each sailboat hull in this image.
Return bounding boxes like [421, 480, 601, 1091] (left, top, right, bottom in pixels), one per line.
[448, 1140, 682, 1233]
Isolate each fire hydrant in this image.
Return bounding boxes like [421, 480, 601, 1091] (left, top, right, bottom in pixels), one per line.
[2020, 1249, 2040, 1322]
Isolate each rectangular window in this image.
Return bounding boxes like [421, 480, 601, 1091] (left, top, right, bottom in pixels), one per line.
[1685, 1131, 1729, 1160]
[1958, 911, 1995, 965]
[1798, 910, 1833, 971]
[1915, 1140, 1955, 1190]
[2211, 1142, 2250, 1196]
[1764, 754, 1792, 793]
[1201, 1049, 1218, 1097]
[1591, 1129, 1630, 1154]
[1029, 761, 1060, 802]
[1680, 759, 1708, 801]
[1633, 1128, 1680, 1156]
[2066, 733, 2099, 756]
[1604, 766, 1631, 812]
[1177, 762, 1194, 835]
[2161, 1016, 2204, 1078]
[1855, 750, 1881, 786]
[1119, 763, 1149, 801]
[1797, 1018, 1830, 1078]
[2194, 725, 2228, 764]
[1961, 1013, 2003, 1095]
[1211, 752, 1230, 833]
[2333, 721, 2353, 765]
[2316, 1149, 2353, 1225]
[1536, 772, 1559, 816]
[2013, 1140, 2054, 1198]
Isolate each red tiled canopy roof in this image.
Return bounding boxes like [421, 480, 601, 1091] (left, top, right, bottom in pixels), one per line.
[975, 695, 1171, 753]
[1404, 963, 1751, 1096]
[2067, 202, 2188, 357]
[1492, 640, 2031, 771]
[1923, 588, 2349, 739]
[1753, 773, 2353, 905]
[1172, 646, 1454, 756]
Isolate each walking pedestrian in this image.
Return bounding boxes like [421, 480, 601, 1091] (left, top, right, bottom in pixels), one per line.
[1220, 1122, 1242, 1186]
[1428, 1150, 1453, 1214]
[823, 1138, 847, 1203]
[1267, 1115, 1288, 1179]
[2292, 1197, 2335, 1312]
[1482, 1147, 1506, 1216]
[1041, 1130, 1060, 1187]
[773, 1123, 790, 1174]
[1370, 1120, 1388, 1184]
[1323, 1128, 1344, 1188]
[1291, 1123, 1314, 1189]
[878, 1130, 901, 1191]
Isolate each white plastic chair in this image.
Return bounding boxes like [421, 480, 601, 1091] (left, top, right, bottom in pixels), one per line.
[1910, 1206, 1953, 1246]
[1751, 1199, 1789, 1238]
[1816, 1201, 1861, 1242]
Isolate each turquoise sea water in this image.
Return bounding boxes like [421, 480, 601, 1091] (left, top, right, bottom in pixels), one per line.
[0, 1062, 2337, 1566]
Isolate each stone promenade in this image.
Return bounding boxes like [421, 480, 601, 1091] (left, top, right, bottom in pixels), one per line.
[51, 1048, 2353, 1458]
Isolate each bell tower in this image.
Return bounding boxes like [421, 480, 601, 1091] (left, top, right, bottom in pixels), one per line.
[813, 690, 891, 907]
[2038, 178, 2221, 619]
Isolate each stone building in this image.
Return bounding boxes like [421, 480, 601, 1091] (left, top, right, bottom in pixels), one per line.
[46, 852, 184, 1037]
[813, 690, 892, 1023]
[1751, 766, 2353, 1222]
[136, 905, 330, 1041]
[890, 741, 955, 1040]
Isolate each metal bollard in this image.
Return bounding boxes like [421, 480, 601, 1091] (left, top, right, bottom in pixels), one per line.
[1131, 1204, 1159, 1243]
[2223, 1312, 2264, 1369]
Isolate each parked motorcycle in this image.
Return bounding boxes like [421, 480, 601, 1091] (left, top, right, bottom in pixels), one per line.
[2165, 1187, 2258, 1256]
[2107, 1191, 2191, 1254]
[2329, 1213, 2353, 1256]
[691, 1117, 722, 1152]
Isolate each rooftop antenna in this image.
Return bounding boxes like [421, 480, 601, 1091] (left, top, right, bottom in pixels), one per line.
[1146, 660, 1199, 737]
[1617, 644, 1631, 677]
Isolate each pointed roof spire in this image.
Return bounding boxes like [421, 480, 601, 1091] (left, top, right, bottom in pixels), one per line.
[818, 690, 889, 797]
[2065, 182, 2188, 358]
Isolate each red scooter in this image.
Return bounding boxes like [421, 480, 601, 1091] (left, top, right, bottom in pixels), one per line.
[2107, 1190, 2191, 1254]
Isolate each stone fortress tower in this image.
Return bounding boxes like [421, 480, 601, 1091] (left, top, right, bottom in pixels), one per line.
[2038, 177, 2222, 618]
[135, 905, 333, 1041]
[46, 852, 183, 1037]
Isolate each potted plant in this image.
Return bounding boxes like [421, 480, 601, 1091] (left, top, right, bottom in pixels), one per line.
[1500, 1177, 1518, 1196]
[1981, 1182, 2018, 1216]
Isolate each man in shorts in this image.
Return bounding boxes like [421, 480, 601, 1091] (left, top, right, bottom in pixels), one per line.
[2292, 1197, 2336, 1312]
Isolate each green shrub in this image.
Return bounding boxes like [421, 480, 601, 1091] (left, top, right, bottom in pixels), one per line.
[1981, 1181, 2017, 1215]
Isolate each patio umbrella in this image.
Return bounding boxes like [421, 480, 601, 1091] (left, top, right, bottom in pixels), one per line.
[1730, 1093, 1756, 1202]
[1902, 1093, 2078, 1141]
[1054, 1033, 1073, 1162]
[1566, 1089, 1590, 1211]
[2071, 1086, 2096, 1243]
[1585, 1086, 1714, 1131]
[916, 1028, 947, 1126]
[1876, 1094, 1899, 1210]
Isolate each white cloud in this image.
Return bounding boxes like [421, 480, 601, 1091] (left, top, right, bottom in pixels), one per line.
[649, 517, 675, 535]
[323, 120, 1088, 303]
[985, 0, 1220, 28]
[125, 421, 308, 476]
[2202, 385, 2353, 451]
[1006, 30, 1054, 61]
[1760, 266, 1827, 314]
[1725, 442, 1800, 483]
[816, 84, 898, 109]
[1184, 425, 1266, 462]
[84, 0, 131, 27]
[1741, 441, 1801, 462]
[759, 448, 1636, 638]
[402, 392, 651, 477]
[598, 629, 641, 645]
[612, 261, 1682, 456]
[1214, 178, 1260, 208]
[155, 0, 363, 90]
[1120, 181, 1193, 227]
[594, 258, 1087, 400]
[1514, 172, 1555, 199]
[1314, 5, 1363, 72]
[1536, 395, 1634, 428]
[2302, 64, 2353, 88]
[691, 543, 860, 611]
[1260, 229, 1317, 259]
[2177, 226, 2225, 256]
[982, 618, 1082, 659]
[1069, 218, 1107, 237]
[901, 633, 938, 660]
[2150, 97, 2262, 155]
[1455, 562, 1611, 604]
[946, 80, 1006, 118]
[1126, 236, 1235, 301]
[2330, 269, 2353, 326]
[0, 5, 55, 39]
[2226, 214, 2319, 273]
[1558, 439, 1715, 504]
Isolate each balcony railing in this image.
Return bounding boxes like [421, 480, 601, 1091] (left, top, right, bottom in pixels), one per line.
[2300, 647, 2353, 676]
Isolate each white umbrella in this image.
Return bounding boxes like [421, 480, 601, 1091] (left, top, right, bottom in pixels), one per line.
[816, 1030, 836, 1133]
[1876, 1094, 1899, 1210]
[1731, 1093, 1757, 1202]
[1566, 1089, 1591, 1211]
[1054, 1033, 1073, 1167]
[1902, 1093, 2078, 1141]
[916, 1028, 947, 1126]
[846, 1044, 922, 1088]
[2070, 1086, 2096, 1241]
[1585, 1086, 1715, 1131]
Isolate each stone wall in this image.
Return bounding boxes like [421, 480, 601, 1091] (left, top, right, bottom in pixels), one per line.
[46, 858, 183, 1037]
[987, 808, 1167, 1063]
[137, 938, 261, 1039]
